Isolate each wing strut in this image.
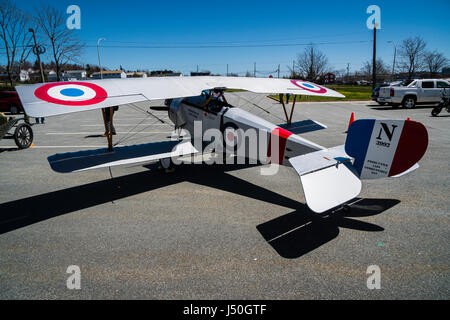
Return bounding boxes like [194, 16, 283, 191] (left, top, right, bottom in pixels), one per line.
[280, 94, 297, 125]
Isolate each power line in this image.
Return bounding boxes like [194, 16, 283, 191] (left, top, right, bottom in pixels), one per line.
[80, 40, 371, 49]
[84, 32, 371, 46]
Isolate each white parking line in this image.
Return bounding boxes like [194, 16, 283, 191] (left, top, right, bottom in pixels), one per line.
[80, 124, 168, 127]
[0, 145, 116, 149]
[32, 145, 118, 148]
[46, 132, 174, 135]
[83, 117, 170, 121]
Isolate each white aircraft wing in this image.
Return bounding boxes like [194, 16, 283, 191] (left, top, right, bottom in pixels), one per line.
[15, 76, 344, 117]
[48, 140, 198, 173]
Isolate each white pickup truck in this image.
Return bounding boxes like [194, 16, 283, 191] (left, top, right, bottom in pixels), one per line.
[377, 79, 450, 108]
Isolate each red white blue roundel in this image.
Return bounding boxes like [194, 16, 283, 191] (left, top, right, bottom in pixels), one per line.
[34, 82, 107, 106]
[290, 80, 327, 94]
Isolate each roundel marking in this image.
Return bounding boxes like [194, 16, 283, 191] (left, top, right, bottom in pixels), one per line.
[34, 82, 107, 106]
[290, 80, 327, 94]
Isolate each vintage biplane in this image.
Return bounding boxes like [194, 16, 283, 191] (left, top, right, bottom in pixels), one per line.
[15, 77, 428, 213]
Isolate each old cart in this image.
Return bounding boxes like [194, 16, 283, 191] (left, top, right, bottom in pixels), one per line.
[0, 115, 33, 149]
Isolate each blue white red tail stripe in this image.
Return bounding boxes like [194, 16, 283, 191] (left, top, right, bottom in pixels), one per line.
[345, 119, 428, 179]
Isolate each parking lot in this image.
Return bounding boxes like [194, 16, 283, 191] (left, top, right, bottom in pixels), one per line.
[0, 93, 448, 299]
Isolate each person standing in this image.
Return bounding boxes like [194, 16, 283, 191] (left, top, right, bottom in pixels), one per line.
[102, 106, 118, 136]
[286, 93, 291, 104]
[35, 117, 45, 124]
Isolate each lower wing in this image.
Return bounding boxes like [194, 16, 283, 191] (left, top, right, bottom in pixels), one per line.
[48, 140, 198, 173]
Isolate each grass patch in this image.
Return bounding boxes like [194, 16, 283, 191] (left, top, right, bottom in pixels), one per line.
[270, 85, 373, 102]
[0, 84, 14, 91]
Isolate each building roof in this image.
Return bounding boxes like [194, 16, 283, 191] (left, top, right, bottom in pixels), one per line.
[65, 70, 86, 73]
[92, 70, 125, 75]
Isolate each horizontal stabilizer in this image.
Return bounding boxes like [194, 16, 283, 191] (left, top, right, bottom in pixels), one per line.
[48, 140, 197, 173]
[288, 145, 352, 175]
[289, 146, 361, 213]
[278, 119, 327, 135]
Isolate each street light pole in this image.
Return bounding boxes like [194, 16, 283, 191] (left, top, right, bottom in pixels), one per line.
[28, 28, 44, 83]
[372, 24, 377, 91]
[97, 38, 106, 79]
[388, 40, 397, 82]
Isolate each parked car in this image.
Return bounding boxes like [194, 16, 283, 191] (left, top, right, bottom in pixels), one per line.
[0, 91, 24, 114]
[372, 81, 405, 105]
[377, 79, 450, 108]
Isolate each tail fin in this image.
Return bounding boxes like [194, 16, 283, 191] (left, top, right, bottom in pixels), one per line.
[345, 119, 428, 179]
[288, 119, 428, 213]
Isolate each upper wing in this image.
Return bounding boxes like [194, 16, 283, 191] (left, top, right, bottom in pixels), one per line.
[15, 76, 344, 117]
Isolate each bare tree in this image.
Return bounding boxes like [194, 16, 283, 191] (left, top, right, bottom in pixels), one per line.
[398, 37, 427, 80]
[332, 69, 346, 83]
[361, 59, 389, 82]
[294, 44, 329, 81]
[35, 4, 83, 81]
[423, 51, 448, 77]
[0, 0, 33, 86]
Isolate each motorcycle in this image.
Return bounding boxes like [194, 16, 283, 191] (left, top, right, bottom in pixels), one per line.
[431, 88, 450, 117]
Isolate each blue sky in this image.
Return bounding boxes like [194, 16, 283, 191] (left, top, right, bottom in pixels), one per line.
[11, 0, 450, 76]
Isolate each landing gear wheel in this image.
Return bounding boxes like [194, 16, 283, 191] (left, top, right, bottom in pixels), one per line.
[14, 123, 33, 149]
[160, 157, 173, 170]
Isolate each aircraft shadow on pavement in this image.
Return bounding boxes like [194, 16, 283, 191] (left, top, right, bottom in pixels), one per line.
[256, 198, 400, 259]
[0, 162, 399, 259]
[0, 162, 287, 235]
[0, 147, 19, 153]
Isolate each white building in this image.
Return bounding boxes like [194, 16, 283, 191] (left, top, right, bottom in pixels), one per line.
[62, 70, 87, 81]
[19, 70, 30, 82]
[46, 70, 58, 82]
[91, 70, 126, 79]
[126, 71, 148, 78]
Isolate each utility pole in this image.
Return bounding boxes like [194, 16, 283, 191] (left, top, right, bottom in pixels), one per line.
[388, 40, 397, 82]
[197, 65, 199, 73]
[346, 63, 350, 83]
[372, 24, 377, 90]
[292, 60, 295, 78]
[226, 64, 228, 76]
[254, 62, 256, 77]
[97, 38, 106, 79]
[28, 28, 44, 83]
[278, 64, 280, 78]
